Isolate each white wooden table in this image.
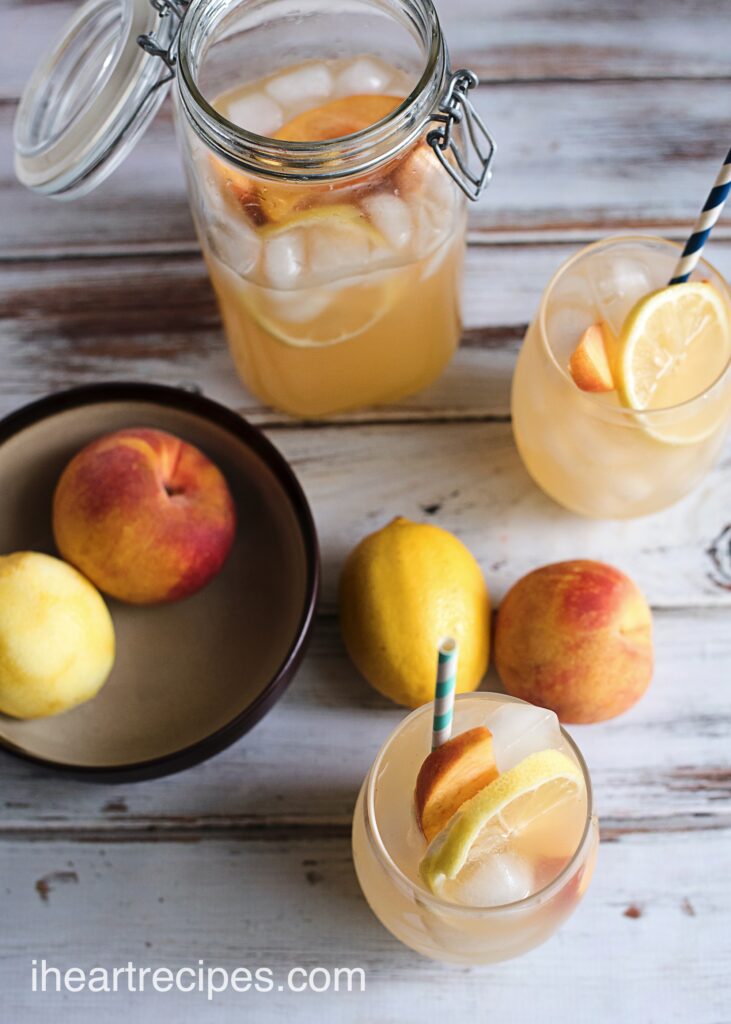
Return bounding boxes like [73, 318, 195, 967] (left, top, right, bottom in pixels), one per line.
[1, 2, 730, 1021]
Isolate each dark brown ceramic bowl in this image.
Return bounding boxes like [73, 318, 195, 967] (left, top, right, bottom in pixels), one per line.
[0, 383, 319, 780]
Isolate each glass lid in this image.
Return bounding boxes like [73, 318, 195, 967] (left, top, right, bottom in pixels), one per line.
[14, 0, 182, 198]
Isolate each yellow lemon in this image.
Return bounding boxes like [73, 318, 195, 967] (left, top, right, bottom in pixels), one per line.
[339, 517, 490, 707]
[246, 206, 403, 347]
[0, 552, 115, 719]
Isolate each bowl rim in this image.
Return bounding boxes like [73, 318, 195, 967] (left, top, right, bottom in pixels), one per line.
[0, 381, 320, 782]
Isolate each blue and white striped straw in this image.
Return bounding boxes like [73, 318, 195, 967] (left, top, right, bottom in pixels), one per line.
[432, 637, 459, 750]
[670, 146, 731, 284]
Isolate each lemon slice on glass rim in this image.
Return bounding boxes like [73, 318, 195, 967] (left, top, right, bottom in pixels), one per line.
[419, 748, 584, 895]
[246, 205, 405, 348]
[615, 280, 731, 445]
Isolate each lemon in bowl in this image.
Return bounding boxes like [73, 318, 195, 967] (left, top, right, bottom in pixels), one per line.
[0, 552, 115, 719]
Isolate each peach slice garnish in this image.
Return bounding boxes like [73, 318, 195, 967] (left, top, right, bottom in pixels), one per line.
[415, 726, 498, 843]
[568, 321, 617, 393]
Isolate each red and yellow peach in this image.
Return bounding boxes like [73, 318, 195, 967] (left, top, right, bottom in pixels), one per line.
[53, 428, 236, 605]
[494, 560, 653, 723]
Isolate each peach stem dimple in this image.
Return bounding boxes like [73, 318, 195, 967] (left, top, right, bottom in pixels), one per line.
[159, 439, 185, 497]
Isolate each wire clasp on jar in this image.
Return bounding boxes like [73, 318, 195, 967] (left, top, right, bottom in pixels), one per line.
[137, 0, 189, 81]
[427, 70, 496, 201]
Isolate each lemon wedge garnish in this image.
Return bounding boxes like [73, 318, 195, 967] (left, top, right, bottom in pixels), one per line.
[419, 749, 584, 894]
[615, 281, 731, 443]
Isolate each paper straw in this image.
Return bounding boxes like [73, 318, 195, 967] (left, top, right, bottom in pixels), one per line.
[670, 146, 731, 284]
[431, 637, 459, 750]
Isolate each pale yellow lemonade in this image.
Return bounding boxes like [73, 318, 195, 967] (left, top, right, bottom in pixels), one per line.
[352, 693, 598, 964]
[188, 56, 466, 417]
[512, 237, 731, 518]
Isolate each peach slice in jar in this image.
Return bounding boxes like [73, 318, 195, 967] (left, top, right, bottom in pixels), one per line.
[393, 141, 461, 254]
[207, 154, 267, 226]
[207, 94, 404, 225]
[258, 94, 405, 223]
[275, 93, 402, 142]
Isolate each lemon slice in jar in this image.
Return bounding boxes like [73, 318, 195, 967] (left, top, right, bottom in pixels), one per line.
[247, 205, 405, 348]
[419, 749, 584, 895]
[615, 281, 731, 444]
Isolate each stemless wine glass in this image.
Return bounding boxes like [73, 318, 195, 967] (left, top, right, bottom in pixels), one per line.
[352, 693, 599, 965]
[511, 236, 731, 519]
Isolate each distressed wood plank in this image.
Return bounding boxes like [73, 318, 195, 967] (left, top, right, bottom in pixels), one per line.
[0, 243, 544, 422]
[2, 0, 730, 99]
[268, 423, 731, 610]
[1, 609, 729, 830]
[3, 79, 731, 255]
[440, 0, 731, 82]
[0, 828, 729, 1023]
[1, 240, 730, 423]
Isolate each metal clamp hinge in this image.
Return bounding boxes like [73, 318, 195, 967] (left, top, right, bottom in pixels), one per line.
[427, 69, 496, 202]
[137, 0, 189, 80]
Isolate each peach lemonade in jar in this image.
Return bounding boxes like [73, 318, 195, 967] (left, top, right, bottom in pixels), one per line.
[182, 55, 475, 417]
[352, 691, 598, 964]
[15, 0, 495, 418]
[15, 0, 495, 419]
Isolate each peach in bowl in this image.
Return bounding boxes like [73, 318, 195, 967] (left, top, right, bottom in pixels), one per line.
[0, 383, 319, 779]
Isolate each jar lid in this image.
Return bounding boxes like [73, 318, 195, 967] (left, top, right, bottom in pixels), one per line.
[14, 0, 180, 198]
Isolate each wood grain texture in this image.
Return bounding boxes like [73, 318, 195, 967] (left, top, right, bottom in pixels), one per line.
[275, 422, 731, 611]
[1, 241, 730, 424]
[0, 609, 729, 831]
[1, 828, 729, 1024]
[4, 79, 731, 255]
[2, 0, 730, 99]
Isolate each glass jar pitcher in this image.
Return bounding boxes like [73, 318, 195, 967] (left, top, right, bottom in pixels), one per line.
[15, 0, 495, 418]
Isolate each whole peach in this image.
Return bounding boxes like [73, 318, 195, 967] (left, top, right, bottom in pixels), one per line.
[494, 560, 653, 723]
[53, 428, 236, 604]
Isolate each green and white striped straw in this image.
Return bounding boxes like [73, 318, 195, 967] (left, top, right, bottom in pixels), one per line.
[432, 637, 459, 750]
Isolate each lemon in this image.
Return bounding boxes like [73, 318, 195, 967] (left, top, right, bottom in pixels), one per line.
[259, 202, 382, 242]
[0, 552, 115, 719]
[419, 749, 584, 894]
[616, 280, 731, 443]
[339, 517, 490, 707]
[246, 279, 401, 348]
[246, 205, 403, 348]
